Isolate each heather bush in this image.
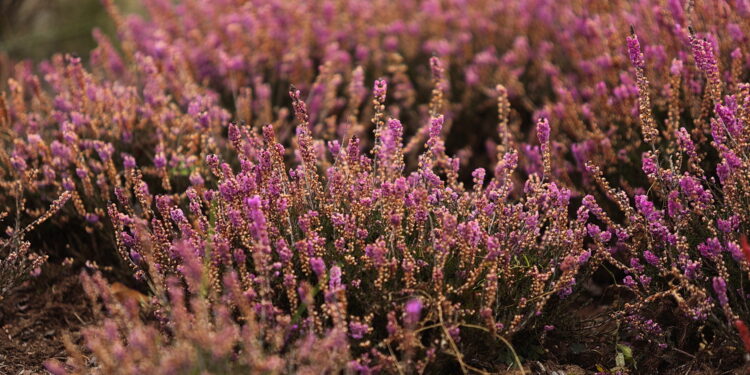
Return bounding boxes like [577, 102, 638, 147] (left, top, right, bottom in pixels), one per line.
[46, 81, 594, 373]
[0, 181, 70, 299]
[574, 29, 750, 360]
[48, 271, 355, 374]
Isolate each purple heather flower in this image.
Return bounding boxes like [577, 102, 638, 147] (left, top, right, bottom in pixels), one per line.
[642, 152, 658, 175]
[426, 115, 445, 154]
[634, 195, 653, 215]
[728, 23, 746, 42]
[717, 161, 731, 183]
[536, 117, 550, 145]
[170, 208, 186, 223]
[405, 298, 423, 325]
[122, 153, 136, 169]
[724, 151, 742, 170]
[667, 0, 685, 23]
[727, 241, 744, 262]
[578, 250, 591, 264]
[679, 175, 704, 197]
[349, 321, 369, 340]
[643, 250, 659, 266]
[630, 258, 644, 273]
[189, 172, 204, 186]
[95, 142, 114, 162]
[233, 248, 246, 265]
[698, 237, 722, 258]
[670, 58, 683, 75]
[75, 168, 88, 179]
[329, 266, 342, 290]
[472, 168, 486, 185]
[626, 32, 645, 69]
[716, 101, 740, 137]
[388, 118, 403, 135]
[226, 209, 243, 228]
[586, 224, 601, 239]
[121, 232, 135, 247]
[373, 78, 387, 101]
[667, 191, 684, 218]
[364, 241, 387, 265]
[717, 216, 740, 233]
[310, 257, 326, 277]
[205, 154, 220, 168]
[639, 275, 652, 286]
[129, 250, 143, 265]
[328, 140, 341, 156]
[27, 133, 42, 145]
[154, 154, 167, 169]
[712, 277, 729, 306]
[228, 122, 241, 144]
[449, 326, 461, 343]
[623, 275, 637, 288]
[684, 259, 701, 280]
[10, 153, 27, 172]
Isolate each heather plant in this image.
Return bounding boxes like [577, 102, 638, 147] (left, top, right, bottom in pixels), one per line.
[0, 180, 70, 299]
[47, 271, 354, 374]
[46, 82, 595, 373]
[0, 53, 228, 230]
[571, 27, 750, 364]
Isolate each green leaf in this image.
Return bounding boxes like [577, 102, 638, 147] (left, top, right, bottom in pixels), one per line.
[615, 352, 625, 368]
[616, 343, 636, 368]
[616, 343, 633, 361]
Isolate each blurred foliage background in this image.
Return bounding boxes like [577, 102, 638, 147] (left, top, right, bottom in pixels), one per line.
[0, 0, 142, 61]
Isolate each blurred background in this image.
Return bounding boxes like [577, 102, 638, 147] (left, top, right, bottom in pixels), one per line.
[0, 0, 141, 61]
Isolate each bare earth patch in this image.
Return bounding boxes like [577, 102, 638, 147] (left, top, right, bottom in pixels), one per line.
[0, 268, 91, 374]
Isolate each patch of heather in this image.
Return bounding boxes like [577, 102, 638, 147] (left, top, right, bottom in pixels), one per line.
[0, 0, 746, 373]
[47, 80, 591, 372]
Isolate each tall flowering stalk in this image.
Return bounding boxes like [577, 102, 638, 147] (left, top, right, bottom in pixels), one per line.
[627, 28, 658, 145]
[537, 117, 551, 178]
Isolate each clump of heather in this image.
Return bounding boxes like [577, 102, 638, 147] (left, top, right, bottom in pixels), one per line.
[0, 181, 70, 299]
[96, 0, 750, 175]
[0, 54, 229, 227]
[47, 82, 592, 373]
[577, 26, 750, 361]
[47, 271, 353, 374]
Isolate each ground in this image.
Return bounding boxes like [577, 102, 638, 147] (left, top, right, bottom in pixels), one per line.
[0, 266, 91, 374]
